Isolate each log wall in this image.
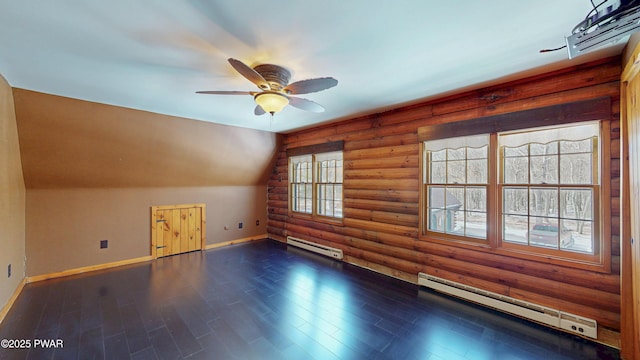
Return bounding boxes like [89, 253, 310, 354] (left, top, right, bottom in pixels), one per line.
[267, 57, 622, 337]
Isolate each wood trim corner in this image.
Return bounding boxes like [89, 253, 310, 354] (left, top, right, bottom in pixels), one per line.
[0, 278, 26, 325]
[204, 234, 266, 250]
[26, 255, 154, 283]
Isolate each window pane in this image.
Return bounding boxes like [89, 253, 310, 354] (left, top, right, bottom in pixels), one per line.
[293, 184, 312, 214]
[447, 187, 465, 210]
[560, 138, 592, 154]
[450, 210, 465, 236]
[317, 186, 326, 214]
[529, 188, 558, 217]
[530, 155, 558, 184]
[318, 182, 339, 216]
[561, 219, 592, 253]
[430, 161, 446, 183]
[333, 183, 343, 219]
[504, 144, 528, 157]
[560, 188, 593, 220]
[291, 185, 299, 211]
[428, 186, 446, 210]
[448, 160, 465, 184]
[467, 145, 487, 159]
[304, 184, 312, 213]
[429, 209, 445, 232]
[503, 187, 528, 215]
[528, 217, 559, 249]
[466, 187, 486, 212]
[504, 157, 529, 184]
[503, 214, 528, 244]
[431, 149, 446, 161]
[530, 142, 558, 155]
[467, 159, 488, 183]
[334, 200, 343, 218]
[427, 187, 465, 235]
[448, 148, 465, 160]
[294, 166, 300, 182]
[318, 161, 327, 182]
[466, 212, 487, 239]
[560, 153, 592, 184]
[328, 160, 336, 182]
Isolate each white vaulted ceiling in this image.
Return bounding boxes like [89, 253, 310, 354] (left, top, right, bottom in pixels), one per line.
[0, 1, 628, 133]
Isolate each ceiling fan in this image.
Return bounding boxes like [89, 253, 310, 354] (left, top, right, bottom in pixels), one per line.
[197, 58, 338, 116]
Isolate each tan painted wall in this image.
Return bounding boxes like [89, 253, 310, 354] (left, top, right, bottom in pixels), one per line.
[13, 89, 279, 277]
[25, 186, 267, 276]
[0, 74, 26, 309]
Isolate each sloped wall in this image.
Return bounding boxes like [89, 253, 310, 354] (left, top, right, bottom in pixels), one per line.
[268, 57, 622, 338]
[13, 89, 276, 189]
[0, 74, 25, 311]
[13, 90, 279, 276]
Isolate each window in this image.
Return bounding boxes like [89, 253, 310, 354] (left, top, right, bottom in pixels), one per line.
[500, 123, 599, 254]
[289, 150, 343, 219]
[424, 134, 489, 239]
[315, 152, 343, 217]
[290, 155, 313, 214]
[418, 96, 611, 269]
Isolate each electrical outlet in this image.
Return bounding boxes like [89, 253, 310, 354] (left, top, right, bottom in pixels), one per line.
[100, 240, 108, 249]
[7, 264, 11, 278]
[238, 222, 243, 229]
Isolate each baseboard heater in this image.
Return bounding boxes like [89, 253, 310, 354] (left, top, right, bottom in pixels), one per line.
[286, 236, 343, 260]
[417, 272, 597, 339]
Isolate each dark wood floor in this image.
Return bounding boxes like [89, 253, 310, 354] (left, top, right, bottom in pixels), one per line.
[0, 239, 620, 360]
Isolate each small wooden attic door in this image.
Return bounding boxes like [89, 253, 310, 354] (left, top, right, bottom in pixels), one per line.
[151, 203, 206, 258]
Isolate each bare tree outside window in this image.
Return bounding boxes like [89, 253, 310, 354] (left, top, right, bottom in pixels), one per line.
[316, 153, 343, 218]
[290, 155, 313, 214]
[500, 123, 599, 254]
[289, 151, 343, 219]
[424, 135, 489, 239]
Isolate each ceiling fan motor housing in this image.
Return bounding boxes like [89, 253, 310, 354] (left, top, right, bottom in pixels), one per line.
[253, 64, 291, 91]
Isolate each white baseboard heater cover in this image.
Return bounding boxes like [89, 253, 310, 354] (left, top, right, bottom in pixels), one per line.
[418, 272, 597, 339]
[286, 236, 343, 260]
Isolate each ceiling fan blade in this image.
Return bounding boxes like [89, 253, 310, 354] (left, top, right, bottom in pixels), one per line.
[284, 77, 338, 95]
[195, 90, 253, 95]
[288, 97, 325, 113]
[228, 58, 270, 90]
[254, 105, 266, 116]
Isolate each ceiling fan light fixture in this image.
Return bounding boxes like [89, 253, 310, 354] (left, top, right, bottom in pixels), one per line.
[254, 91, 289, 115]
